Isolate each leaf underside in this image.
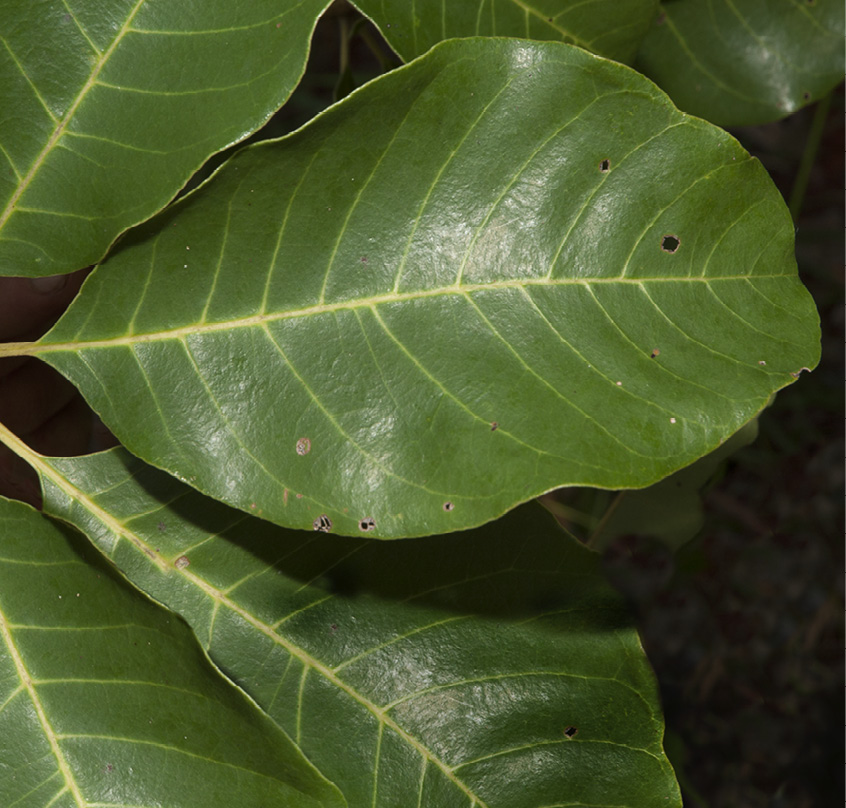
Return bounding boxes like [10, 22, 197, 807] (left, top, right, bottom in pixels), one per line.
[38, 447, 681, 808]
[37, 39, 820, 538]
[0, 0, 329, 276]
[353, 0, 659, 64]
[0, 497, 344, 808]
[635, 0, 845, 125]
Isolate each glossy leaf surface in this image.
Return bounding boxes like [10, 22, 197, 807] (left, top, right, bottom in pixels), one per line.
[0, 0, 329, 277]
[34, 446, 681, 808]
[635, 0, 845, 125]
[0, 496, 345, 808]
[353, 0, 658, 64]
[32, 39, 820, 538]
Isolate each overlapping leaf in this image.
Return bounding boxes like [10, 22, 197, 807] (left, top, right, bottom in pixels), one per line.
[0, 0, 330, 277]
[635, 0, 845, 125]
[22, 39, 820, 538]
[558, 418, 759, 551]
[353, 0, 658, 64]
[25, 444, 681, 807]
[0, 496, 345, 808]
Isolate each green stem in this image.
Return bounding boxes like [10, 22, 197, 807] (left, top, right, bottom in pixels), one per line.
[537, 495, 598, 530]
[586, 491, 625, 551]
[788, 90, 833, 222]
[358, 26, 399, 73]
[0, 340, 38, 359]
[0, 419, 43, 464]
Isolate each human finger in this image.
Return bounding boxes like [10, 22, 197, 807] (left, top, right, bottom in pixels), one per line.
[0, 358, 79, 436]
[0, 269, 88, 341]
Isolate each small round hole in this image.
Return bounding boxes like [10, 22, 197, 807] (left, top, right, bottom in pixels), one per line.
[443, 501, 454, 512]
[358, 517, 376, 532]
[563, 726, 578, 738]
[661, 235, 680, 253]
[313, 514, 332, 532]
[599, 158, 610, 172]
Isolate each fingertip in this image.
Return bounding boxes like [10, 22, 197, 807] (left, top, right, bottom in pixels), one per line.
[29, 274, 69, 295]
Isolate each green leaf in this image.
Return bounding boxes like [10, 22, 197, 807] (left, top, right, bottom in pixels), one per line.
[26, 38, 820, 538]
[31, 445, 681, 808]
[0, 496, 345, 808]
[0, 0, 330, 277]
[567, 417, 760, 551]
[635, 0, 845, 126]
[352, 0, 659, 64]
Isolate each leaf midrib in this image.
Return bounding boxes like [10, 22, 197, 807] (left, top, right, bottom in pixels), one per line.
[0, 0, 148, 233]
[182, 566, 492, 808]
[0, 424, 168, 572]
[16, 442, 493, 808]
[0, 600, 85, 807]
[20, 273, 789, 356]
